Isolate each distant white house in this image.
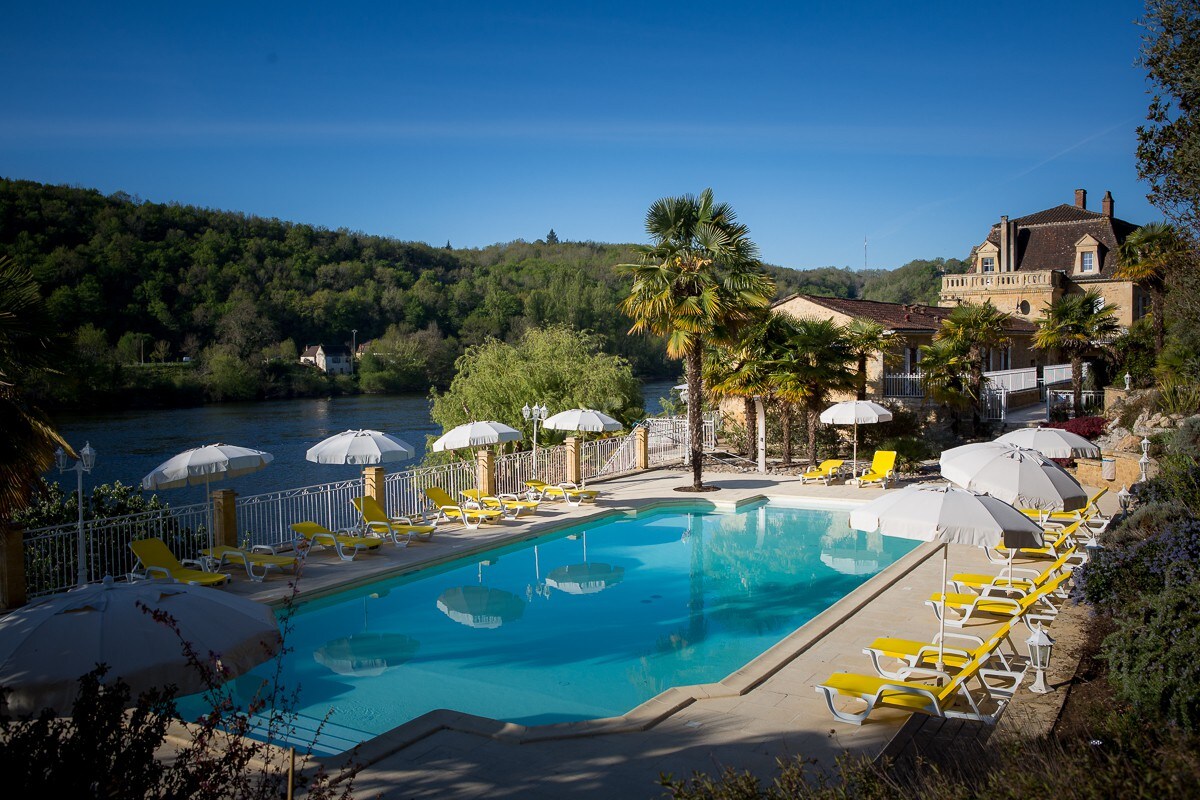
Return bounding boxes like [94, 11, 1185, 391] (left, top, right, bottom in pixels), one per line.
[300, 344, 353, 375]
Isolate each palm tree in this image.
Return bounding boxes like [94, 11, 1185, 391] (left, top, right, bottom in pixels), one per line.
[767, 318, 856, 467]
[917, 338, 973, 435]
[704, 311, 782, 465]
[620, 190, 775, 490]
[1117, 221, 1189, 354]
[1033, 291, 1122, 417]
[845, 319, 903, 401]
[0, 256, 71, 519]
[935, 301, 1011, 431]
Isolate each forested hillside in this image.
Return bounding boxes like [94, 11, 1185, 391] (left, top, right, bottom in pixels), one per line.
[0, 177, 967, 408]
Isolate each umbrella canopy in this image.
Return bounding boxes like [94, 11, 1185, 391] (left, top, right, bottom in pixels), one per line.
[306, 429, 415, 465]
[313, 633, 420, 677]
[435, 586, 526, 629]
[0, 576, 281, 715]
[141, 443, 273, 490]
[542, 409, 623, 434]
[850, 483, 1044, 670]
[940, 442, 1087, 512]
[545, 563, 625, 595]
[994, 426, 1102, 459]
[819, 401, 894, 475]
[431, 421, 522, 452]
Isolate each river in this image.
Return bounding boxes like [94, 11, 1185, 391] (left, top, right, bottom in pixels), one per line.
[48, 380, 681, 504]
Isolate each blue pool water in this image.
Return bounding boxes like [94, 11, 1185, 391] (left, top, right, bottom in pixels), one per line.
[195, 502, 914, 754]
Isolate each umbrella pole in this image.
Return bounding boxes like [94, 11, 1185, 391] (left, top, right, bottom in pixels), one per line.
[937, 545, 948, 674]
[205, 475, 214, 552]
[852, 419, 858, 478]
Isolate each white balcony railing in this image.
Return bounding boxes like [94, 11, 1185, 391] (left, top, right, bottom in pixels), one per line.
[883, 372, 924, 398]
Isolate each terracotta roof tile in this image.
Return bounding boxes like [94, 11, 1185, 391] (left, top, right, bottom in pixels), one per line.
[982, 203, 1140, 279]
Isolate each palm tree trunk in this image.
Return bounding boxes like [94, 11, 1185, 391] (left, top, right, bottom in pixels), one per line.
[970, 348, 985, 435]
[1071, 356, 1083, 418]
[686, 340, 704, 489]
[857, 354, 868, 401]
[1152, 287, 1166, 355]
[781, 403, 793, 466]
[807, 401, 819, 467]
[744, 396, 757, 463]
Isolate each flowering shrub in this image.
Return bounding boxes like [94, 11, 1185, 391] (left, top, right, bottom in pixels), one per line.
[1048, 415, 1108, 440]
[1079, 518, 1200, 611]
[1104, 580, 1200, 733]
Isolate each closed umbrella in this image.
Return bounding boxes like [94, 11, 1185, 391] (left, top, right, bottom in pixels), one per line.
[850, 483, 1043, 670]
[142, 443, 273, 544]
[940, 442, 1087, 512]
[994, 427, 1101, 459]
[542, 409, 623, 487]
[819, 401, 893, 477]
[0, 576, 281, 716]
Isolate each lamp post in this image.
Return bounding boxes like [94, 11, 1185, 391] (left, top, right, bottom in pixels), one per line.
[351, 329, 357, 375]
[1140, 437, 1152, 483]
[1025, 622, 1056, 694]
[1118, 485, 1132, 514]
[1124, 372, 1132, 391]
[522, 402, 548, 478]
[55, 442, 97, 587]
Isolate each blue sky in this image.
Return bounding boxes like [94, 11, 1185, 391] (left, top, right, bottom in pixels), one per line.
[1, 1, 1156, 270]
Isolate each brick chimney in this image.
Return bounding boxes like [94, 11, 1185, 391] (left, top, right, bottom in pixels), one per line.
[1074, 188, 1087, 209]
[1102, 190, 1113, 218]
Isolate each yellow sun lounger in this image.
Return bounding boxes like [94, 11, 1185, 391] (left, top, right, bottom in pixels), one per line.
[200, 544, 299, 582]
[863, 620, 1021, 680]
[130, 538, 229, 587]
[951, 547, 1076, 597]
[352, 496, 437, 546]
[816, 644, 1021, 726]
[853, 451, 897, 489]
[800, 459, 844, 485]
[986, 521, 1082, 564]
[927, 571, 1071, 629]
[524, 480, 599, 506]
[288, 522, 382, 561]
[460, 489, 540, 517]
[424, 487, 506, 529]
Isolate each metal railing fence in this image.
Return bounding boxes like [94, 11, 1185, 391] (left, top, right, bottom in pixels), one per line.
[235, 478, 363, 548]
[495, 446, 568, 495]
[22, 502, 210, 598]
[384, 460, 477, 519]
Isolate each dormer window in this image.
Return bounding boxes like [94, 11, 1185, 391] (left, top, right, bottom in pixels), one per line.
[1074, 234, 1101, 276]
[982, 256, 995, 273]
[1081, 252, 1095, 273]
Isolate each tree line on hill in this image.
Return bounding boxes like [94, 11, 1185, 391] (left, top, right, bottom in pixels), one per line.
[0, 177, 966, 410]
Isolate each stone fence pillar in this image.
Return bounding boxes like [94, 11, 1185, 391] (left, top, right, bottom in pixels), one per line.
[565, 437, 582, 485]
[635, 426, 649, 470]
[0, 522, 27, 610]
[476, 447, 496, 496]
[212, 489, 239, 548]
[363, 467, 385, 502]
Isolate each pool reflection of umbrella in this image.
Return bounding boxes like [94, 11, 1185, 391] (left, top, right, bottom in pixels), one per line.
[546, 562, 625, 595]
[314, 633, 420, 677]
[436, 586, 525, 629]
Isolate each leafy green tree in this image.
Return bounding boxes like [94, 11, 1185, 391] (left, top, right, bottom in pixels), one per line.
[429, 325, 642, 448]
[1117, 221, 1190, 353]
[1033, 291, 1122, 417]
[844, 319, 903, 401]
[0, 256, 70, 518]
[918, 338, 973, 432]
[935, 301, 1011, 430]
[619, 189, 775, 490]
[201, 346, 260, 402]
[1136, 0, 1200, 237]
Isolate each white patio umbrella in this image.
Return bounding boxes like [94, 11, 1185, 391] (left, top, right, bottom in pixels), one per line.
[994, 426, 1101, 459]
[306, 429, 415, 465]
[432, 421, 522, 496]
[141, 443, 273, 543]
[940, 442, 1087, 512]
[542, 409, 623, 488]
[850, 483, 1043, 670]
[819, 400, 893, 476]
[0, 576, 281, 716]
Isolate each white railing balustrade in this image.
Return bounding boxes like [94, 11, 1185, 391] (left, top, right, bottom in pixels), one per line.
[236, 478, 363, 548]
[1041, 363, 1073, 385]
[385, 460, 477, 520]
[883, 372, 924, 398]
[582, 436, 631, 480]
[495, 446, 568, 495]
[984, 367, 1038, 393]
[22, 502, 211, 598]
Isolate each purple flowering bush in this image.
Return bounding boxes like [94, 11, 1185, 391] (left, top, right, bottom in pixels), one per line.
[1079, 518, 1200, 610]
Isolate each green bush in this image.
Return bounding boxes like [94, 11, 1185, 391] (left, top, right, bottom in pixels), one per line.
[1103, 579, 1200, 733]
[878, 436, 935, 473]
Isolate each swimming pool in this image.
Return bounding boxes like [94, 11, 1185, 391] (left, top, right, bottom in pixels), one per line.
[199, 501, 914, 754]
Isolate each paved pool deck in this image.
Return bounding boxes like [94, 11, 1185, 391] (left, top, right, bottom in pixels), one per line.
[224, 470, 1113, 799]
